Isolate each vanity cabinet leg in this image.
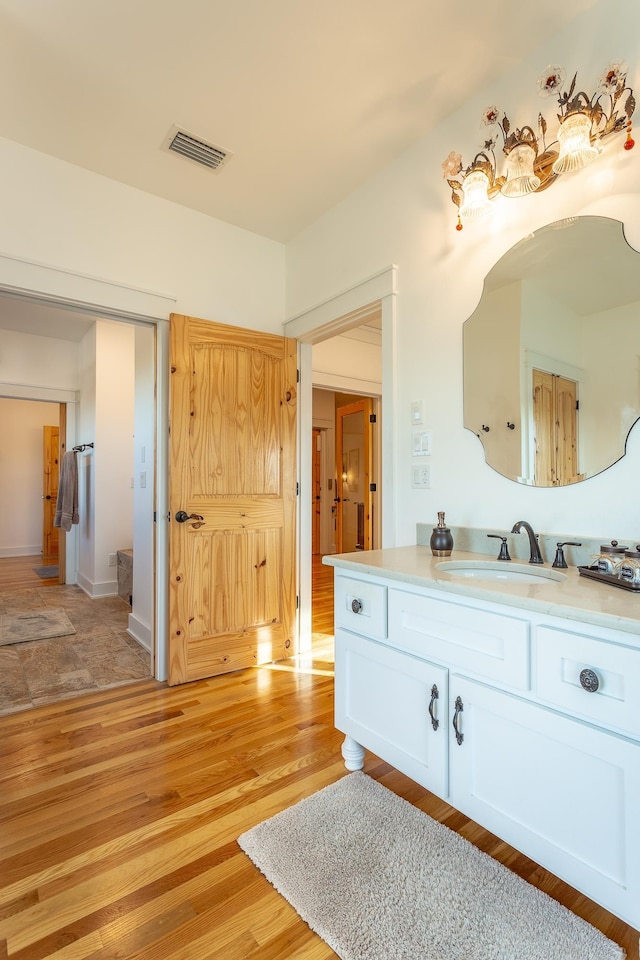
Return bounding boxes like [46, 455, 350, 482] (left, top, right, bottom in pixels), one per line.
[341, 735, 365, 771]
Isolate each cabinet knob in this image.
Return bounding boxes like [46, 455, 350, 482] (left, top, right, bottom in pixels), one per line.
[579, 668, 599, 693]
[351, 598, 363, 614]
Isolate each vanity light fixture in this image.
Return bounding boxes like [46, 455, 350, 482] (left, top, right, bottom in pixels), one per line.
[443, 61, 636, 230]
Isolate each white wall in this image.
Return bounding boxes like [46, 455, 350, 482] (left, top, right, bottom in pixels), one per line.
[286, 0, 640, 545]
[0, 398, 59, 555]
[313, 332, 382, 393]
[76, 321, 136, 598]
[464, 281, 521, 479]
[0, 136, 285, 332]
[78, 326, 97, 585]
[94, 322, 135, 593]
[0, 328, 79, 390]
[130, 324, 156, 652]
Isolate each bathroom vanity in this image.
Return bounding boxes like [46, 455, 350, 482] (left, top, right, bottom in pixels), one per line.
[324, 546, 640, 929]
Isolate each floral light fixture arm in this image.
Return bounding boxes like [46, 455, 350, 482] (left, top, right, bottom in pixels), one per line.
[443, 61, 635, 230]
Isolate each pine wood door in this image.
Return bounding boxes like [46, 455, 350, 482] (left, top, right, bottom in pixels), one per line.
[168, 314, 297, 685]
[42, 425, 59, 565]
[312, 428, 321, 555]
[336, 398, 373, 553]
[532, 369, 580, 486]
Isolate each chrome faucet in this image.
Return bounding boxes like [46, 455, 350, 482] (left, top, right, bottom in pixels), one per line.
[511, 520, 544, 564]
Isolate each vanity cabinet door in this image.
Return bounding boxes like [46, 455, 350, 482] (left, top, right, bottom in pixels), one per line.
[335, 629, 448, 797]
[449, 674, 640, 929]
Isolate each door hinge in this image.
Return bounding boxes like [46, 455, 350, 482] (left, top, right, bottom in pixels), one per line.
[369, 483, 377, 492]
[369, 413, 377, 423]
[153, 511, 157, 522]
[297, 368, 300, 383]
[296, 595, 299, 609]
[576, 399, 579, 411]
[296, 481, 300, 496]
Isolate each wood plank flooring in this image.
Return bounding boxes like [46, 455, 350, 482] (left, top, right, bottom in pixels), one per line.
[0, 555, 637, 959]
[0, 556, 59, 592]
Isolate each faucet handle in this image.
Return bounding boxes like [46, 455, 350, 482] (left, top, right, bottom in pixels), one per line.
[552, 541, 582, 569]
[487, 534, 511, 561]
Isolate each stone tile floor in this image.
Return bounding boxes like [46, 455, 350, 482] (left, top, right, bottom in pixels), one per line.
[0, 584, 151, 716]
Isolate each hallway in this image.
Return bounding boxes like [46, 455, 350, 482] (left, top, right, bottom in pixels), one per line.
[0, 556, 151, 716]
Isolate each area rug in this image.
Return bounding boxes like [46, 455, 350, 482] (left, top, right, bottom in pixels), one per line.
[0, 608, 76, 646]
[32, 565, 59, 579]
[238, 772, 624, 960]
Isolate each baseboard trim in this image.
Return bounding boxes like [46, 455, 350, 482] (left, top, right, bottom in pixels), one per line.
[76, 572, 118, 599]
[127, 614, 152, 653]
[0, 546, 41, 558]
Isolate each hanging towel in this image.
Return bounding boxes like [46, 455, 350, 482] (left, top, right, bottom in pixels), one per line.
[54, 450, 79, 532]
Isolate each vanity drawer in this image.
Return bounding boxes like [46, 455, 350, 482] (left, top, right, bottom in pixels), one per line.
[535, 626, 640, 737]
[388, 590, 530, 689]
[334, 574, 387, 641]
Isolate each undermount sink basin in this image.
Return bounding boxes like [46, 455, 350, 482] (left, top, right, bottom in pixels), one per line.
[436, 560, 567, 584]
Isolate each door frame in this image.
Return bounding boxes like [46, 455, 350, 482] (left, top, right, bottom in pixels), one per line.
[0, 253, 176, 681]
[284, 265, 397, 652]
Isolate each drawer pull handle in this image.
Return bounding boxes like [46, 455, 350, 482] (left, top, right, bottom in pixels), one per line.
[579, 668, 600, 693]
[452, 695, 464, 745]
[428, 684, 439, 731]
[351, 598, 363, 614]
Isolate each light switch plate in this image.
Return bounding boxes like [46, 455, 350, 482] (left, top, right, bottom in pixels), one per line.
[411, 400, 424, 425]
[412, 430, 431, 456]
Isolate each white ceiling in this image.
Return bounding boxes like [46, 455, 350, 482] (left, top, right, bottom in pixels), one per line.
[0, 0, 602, 341]
[0, 0, 599, 245]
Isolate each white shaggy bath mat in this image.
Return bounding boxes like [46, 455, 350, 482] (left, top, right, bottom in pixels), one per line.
[238, 772, 624, 960]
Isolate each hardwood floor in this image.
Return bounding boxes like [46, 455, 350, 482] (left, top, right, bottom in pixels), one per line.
[0, 556, 58, 592]
[0, 556, 637, 959]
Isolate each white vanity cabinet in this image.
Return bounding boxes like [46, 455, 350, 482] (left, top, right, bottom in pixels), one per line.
[335, 629, 449, 795]
[331, 566, 640, 929]
[449, 674, 640, 928]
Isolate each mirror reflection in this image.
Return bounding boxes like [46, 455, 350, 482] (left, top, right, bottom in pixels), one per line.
[463, 216, 640, 486]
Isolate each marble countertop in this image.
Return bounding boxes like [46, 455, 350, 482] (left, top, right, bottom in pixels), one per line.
[323, 545, 640, 638]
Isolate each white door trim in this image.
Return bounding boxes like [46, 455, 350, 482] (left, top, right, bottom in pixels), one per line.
[284, 265, 398, 653]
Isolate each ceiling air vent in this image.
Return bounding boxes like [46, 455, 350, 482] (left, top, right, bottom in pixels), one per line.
[165, 126, 232, 171]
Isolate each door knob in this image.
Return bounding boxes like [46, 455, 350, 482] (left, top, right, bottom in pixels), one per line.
[175, 511, 204, 523]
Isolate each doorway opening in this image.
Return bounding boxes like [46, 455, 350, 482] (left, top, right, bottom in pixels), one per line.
[284, 266, 397, 660]
[0, 397, 62, 583]
[0, 275, 170, 704]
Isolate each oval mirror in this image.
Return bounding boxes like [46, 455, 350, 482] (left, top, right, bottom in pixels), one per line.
[463, 216, 640, 486]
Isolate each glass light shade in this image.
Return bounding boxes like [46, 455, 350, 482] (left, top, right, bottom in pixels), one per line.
[501, 142, 541, 197]
[459, 169, 492, 219]
[552, 112, 600, 175]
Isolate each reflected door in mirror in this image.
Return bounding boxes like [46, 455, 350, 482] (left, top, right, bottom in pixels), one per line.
[532, 370, 583, 486]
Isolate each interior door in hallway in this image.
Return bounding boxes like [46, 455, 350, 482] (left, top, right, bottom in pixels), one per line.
[336, 398, 373, 553]
[168, 314, 297, 685]
[312, 427, 321, 555]
[42, 425, 59, 565]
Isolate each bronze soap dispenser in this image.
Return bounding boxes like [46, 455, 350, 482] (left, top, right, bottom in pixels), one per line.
[430, 511, 454, 556]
